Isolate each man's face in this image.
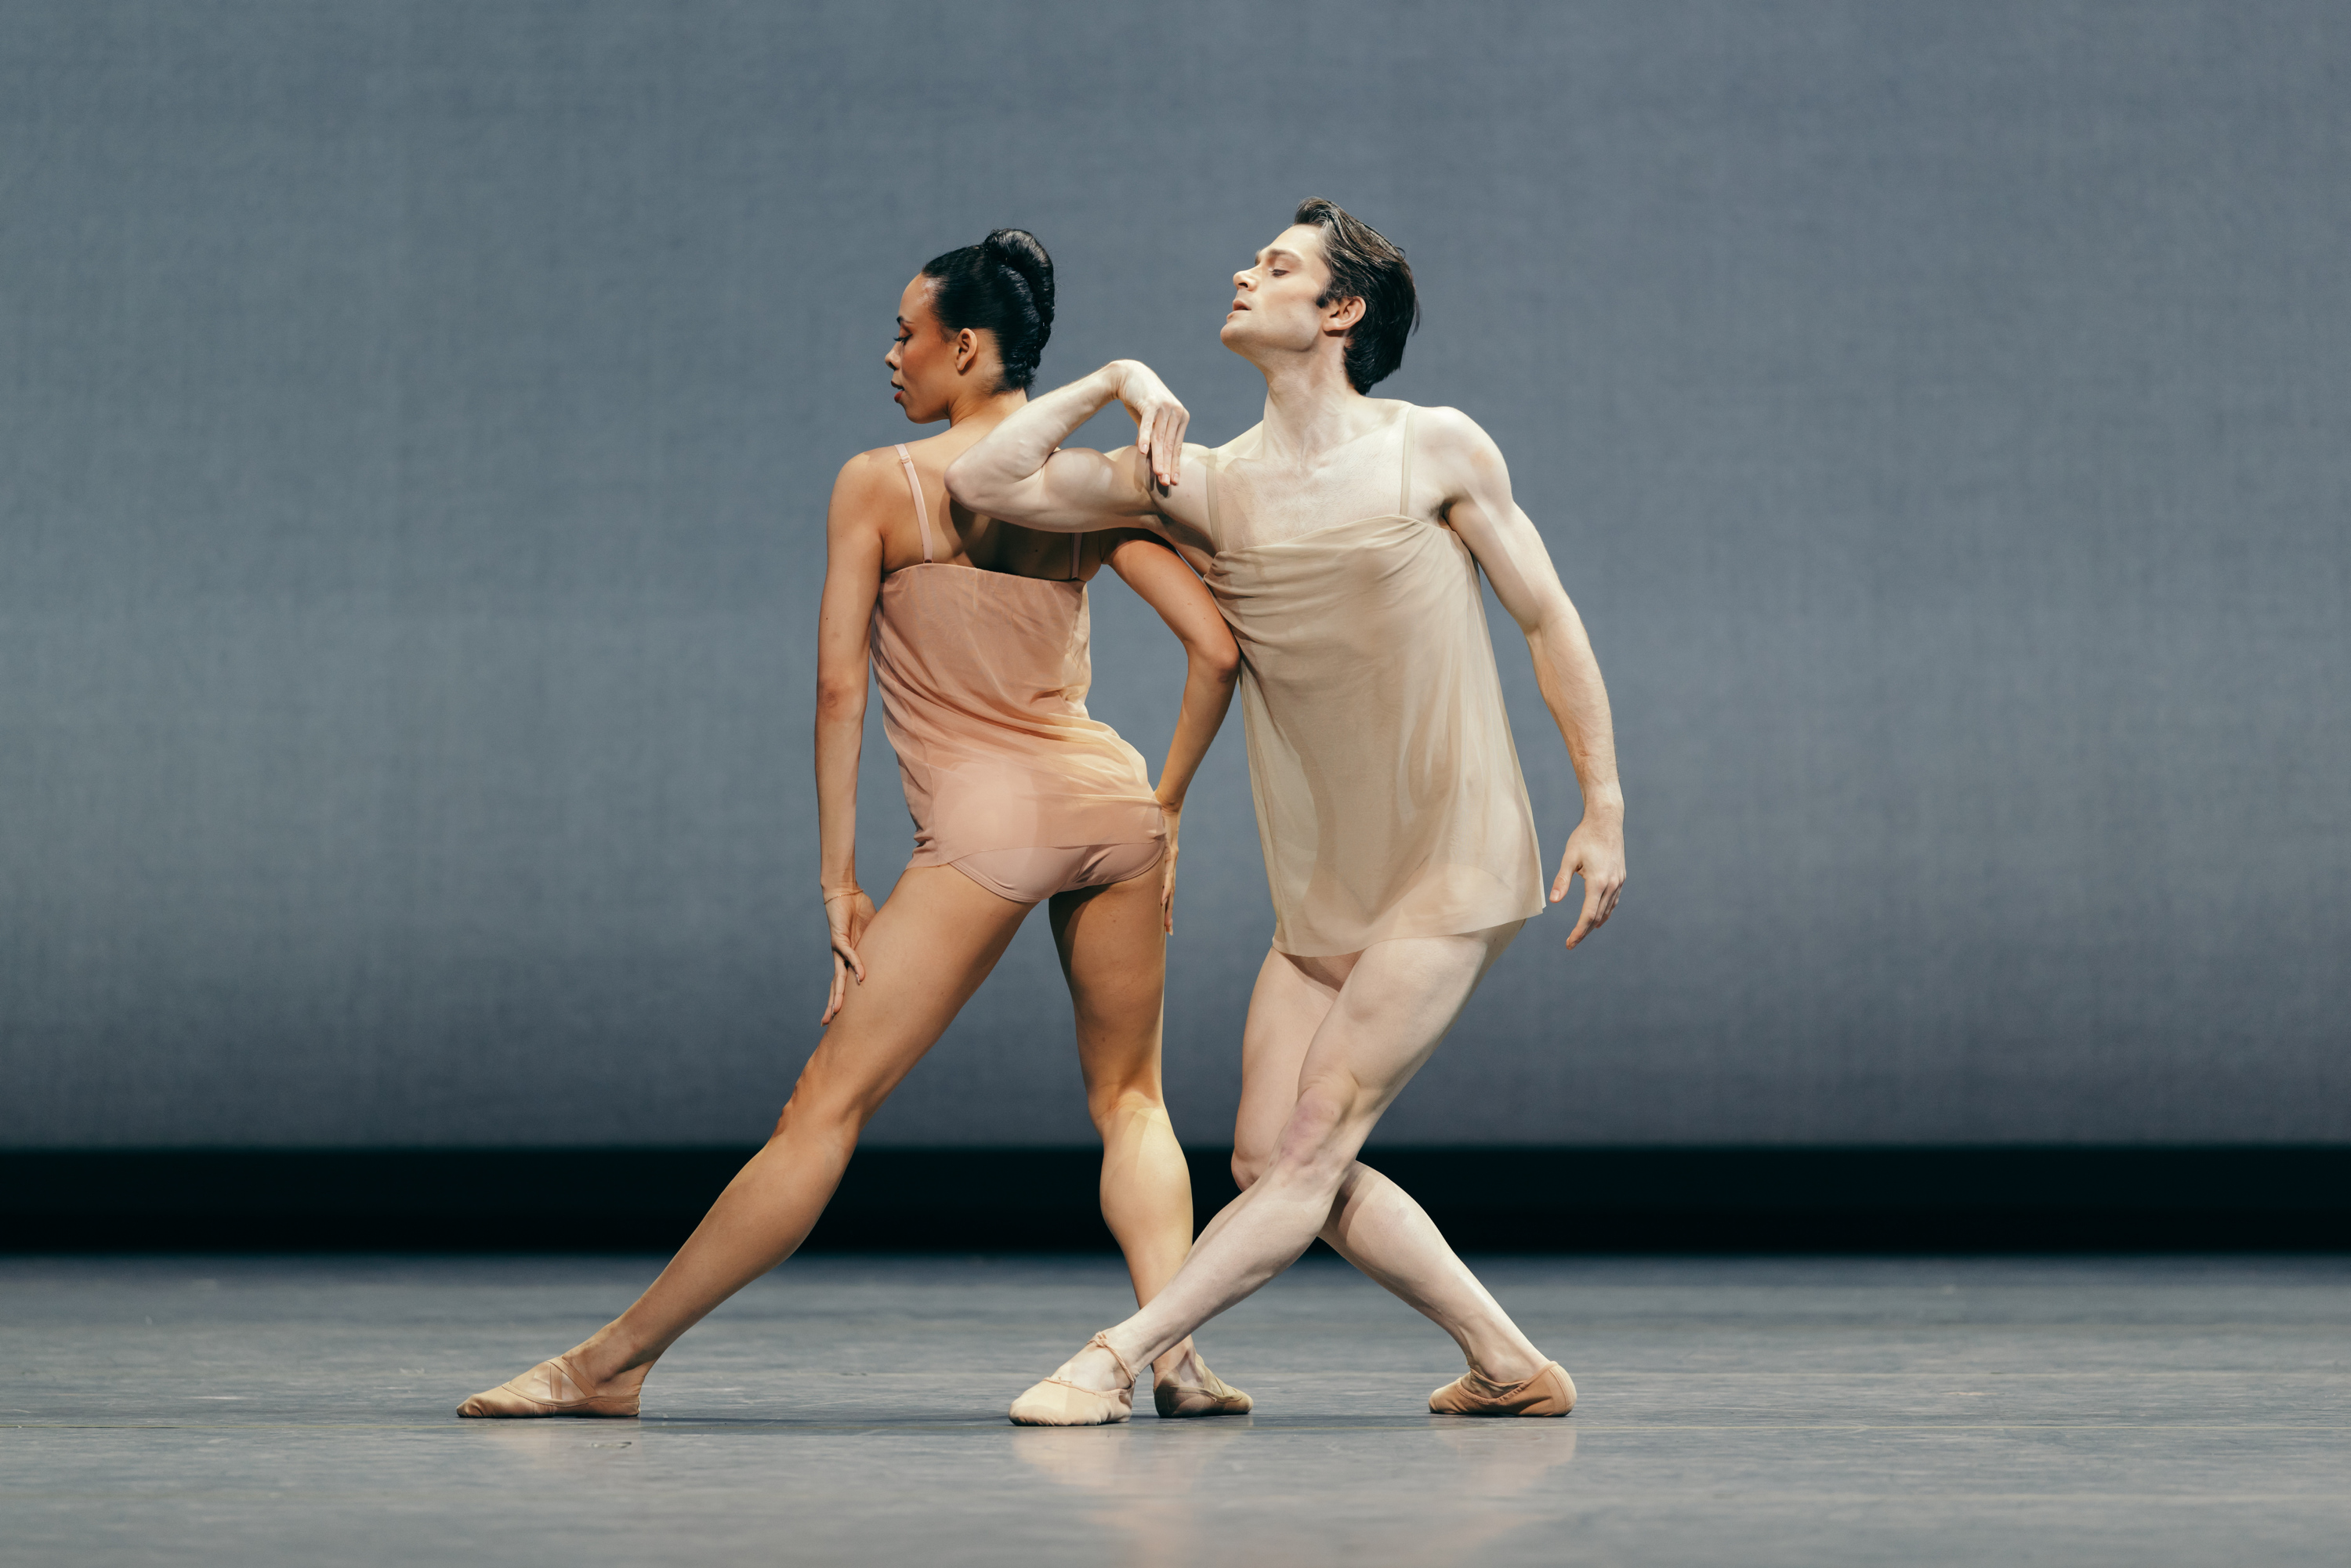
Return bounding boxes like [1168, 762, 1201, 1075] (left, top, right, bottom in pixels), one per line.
[1221, 224, 1354, 359]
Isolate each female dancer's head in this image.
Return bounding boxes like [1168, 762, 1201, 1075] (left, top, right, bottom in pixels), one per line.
[888, 229, 1055, 424]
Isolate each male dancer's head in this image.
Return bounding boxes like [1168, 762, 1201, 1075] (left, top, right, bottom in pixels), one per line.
[1219, 198, 1420, 395]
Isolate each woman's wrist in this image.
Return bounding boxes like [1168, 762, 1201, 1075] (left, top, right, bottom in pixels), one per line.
[820, 879, 864, 901]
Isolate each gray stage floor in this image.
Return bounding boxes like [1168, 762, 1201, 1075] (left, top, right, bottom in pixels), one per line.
[4, 1255, 2346, 1566]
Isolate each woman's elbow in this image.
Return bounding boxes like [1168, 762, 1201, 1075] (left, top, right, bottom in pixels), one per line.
[1192, 639, 1240, 686]
[814, 679, 866, 720]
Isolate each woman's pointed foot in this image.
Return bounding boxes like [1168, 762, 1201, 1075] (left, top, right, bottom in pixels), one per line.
[456, 1354, 646, 1418]
[1152, 1352, 1252, 1419]
[1429, 1359, 1574, 1417]
[1008, 1332, 1136, 1427]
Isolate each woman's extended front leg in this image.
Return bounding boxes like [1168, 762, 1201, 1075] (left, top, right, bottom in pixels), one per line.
[458, 867, 1031, 1414]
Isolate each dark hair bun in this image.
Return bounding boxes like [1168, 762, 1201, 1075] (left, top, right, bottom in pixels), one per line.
[921, 229, 1056, 393]
[982, 229, 1055, 338]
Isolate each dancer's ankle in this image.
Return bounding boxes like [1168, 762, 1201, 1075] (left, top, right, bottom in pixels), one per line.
[1064, 1334, 1140, 1393]
[568, 1330, 655, 1388]
[1152, 1338, 1206, 1385]
[1458, 1333, 1543, 1386]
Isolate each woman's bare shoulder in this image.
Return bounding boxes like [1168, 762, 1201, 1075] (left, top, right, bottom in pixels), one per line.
[828, 447, 917, 534]
[837, 438, 928, 487]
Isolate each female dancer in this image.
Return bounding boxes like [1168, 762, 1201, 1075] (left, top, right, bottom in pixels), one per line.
[458, 230, 1250, 1421]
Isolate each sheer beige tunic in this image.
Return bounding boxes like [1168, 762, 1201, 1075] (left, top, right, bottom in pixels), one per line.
[1198, 406, 1546, 957]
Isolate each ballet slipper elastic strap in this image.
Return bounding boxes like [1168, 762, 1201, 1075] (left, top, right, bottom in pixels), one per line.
[1082, 1331, 1136, 1389]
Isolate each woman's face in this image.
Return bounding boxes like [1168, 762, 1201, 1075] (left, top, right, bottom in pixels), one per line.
[886, 277, 958, 424]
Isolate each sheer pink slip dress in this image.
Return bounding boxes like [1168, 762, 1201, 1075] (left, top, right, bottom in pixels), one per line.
[868, 444, 1165, 904]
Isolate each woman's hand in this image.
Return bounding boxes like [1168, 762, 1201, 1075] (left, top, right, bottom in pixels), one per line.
[821, 889, 876, 1023]
[1110, 360, 1190, 492]
[1157, 802, 1183, 934]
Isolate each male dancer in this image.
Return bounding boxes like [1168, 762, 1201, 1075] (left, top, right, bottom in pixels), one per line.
[947, 199, 1625, 1423]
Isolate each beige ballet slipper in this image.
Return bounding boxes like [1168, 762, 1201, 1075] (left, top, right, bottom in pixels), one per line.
[456, 1354, 644, 1419]
[1152, 1356, 1253, 1418]
[1427, 1360, 1575, 1417]
[1009, 1332, 1136, 1427]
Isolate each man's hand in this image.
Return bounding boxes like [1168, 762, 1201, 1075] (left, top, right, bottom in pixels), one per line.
[1552, 813, 1626, 950]
[1110, 360, 1189, 492]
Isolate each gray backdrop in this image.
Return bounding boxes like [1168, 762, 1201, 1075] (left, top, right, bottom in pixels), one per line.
[4, 1, 2345, 1150]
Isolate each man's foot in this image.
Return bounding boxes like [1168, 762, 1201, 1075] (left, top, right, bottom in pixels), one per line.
[1428, 1360, 1575, 1418]
[457, 1353, 648, 1418]
[1008, 1332, 1136, 1426]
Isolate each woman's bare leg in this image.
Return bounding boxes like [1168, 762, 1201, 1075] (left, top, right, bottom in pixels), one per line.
[538, 867, 1034, 1392]
[1049, 867, 1213, 1385]
[1035, 922, 1551, 1396]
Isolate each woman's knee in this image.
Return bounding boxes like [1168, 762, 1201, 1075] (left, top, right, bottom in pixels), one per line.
[1086, 1081, 1167, 1135]
[771, 1063, 881, 1143]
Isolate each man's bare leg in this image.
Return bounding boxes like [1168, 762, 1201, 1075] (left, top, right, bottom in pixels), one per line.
[1032, 922, 1549, 1395]
[1230, 943, 1545, 1384]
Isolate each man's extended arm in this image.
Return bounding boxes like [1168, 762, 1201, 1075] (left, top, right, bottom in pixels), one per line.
[1426, 407, 1628, 950]
[946, 360, 1193, 532]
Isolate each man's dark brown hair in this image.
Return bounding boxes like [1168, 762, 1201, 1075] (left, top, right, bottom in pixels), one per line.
[1292, 197, 1419, 393]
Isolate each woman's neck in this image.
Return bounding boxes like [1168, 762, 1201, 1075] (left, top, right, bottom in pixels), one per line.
[944, 386, 1029, 435]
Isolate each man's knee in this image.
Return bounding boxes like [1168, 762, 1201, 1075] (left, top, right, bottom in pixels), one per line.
[1260, 1084, 1360, 1190]
[1230, 1147, 1270, 1191]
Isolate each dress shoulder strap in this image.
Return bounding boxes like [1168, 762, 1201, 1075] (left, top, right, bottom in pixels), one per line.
[893, 444, 935, 564]
[1396, 406, 1415, 518]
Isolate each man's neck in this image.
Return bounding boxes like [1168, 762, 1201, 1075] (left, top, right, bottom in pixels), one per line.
[1253, 350, 1384, 463]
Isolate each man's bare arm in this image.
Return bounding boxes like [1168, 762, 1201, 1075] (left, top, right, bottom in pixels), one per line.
[1426, 407, 1628, 950]
[946, 360, 1196, 533]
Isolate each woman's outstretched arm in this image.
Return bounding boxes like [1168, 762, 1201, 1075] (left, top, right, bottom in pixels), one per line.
[814, 454, 890, 1020]
[1104, 533, 1240, 932]
[946, 360, 1195, 532]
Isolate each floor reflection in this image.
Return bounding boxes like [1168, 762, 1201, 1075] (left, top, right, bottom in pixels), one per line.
[1013, 1417, 1578, 1566]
